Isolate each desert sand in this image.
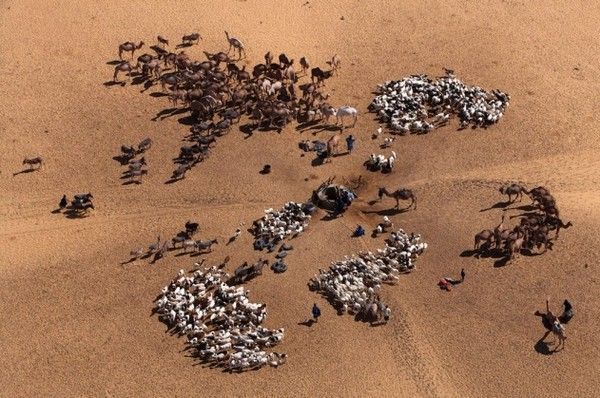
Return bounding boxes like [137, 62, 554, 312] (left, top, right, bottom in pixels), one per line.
[1, 0, 599, 396]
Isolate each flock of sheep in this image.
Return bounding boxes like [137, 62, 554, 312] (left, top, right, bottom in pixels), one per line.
[309, 228, 428, 324]
[369, 70, 510, 134]
[155, 267, 286, 371]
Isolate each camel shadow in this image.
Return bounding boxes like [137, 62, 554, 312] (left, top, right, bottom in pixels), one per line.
[106, 60, 123, 65]
[122, 180, 141, 185]
[112, 155, 131, 165]
[177, 115, 197, 126]
[153, 107, 188, 121]
[12, 169, 36, 176]
[493, 256, 510, 267]
[362, 207, 408, 216]
[175, 42, 194, 49]
[130, 76, 148, 86]
[311, 156, 326, 167]
[103, 80, 126, 87]
[460, 249, 479, 257]
[149, 92, 169, 98]
[480, 201, 512, 212]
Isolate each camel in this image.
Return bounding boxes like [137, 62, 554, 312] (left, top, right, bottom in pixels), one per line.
[299, 57, 309, 75]
[499, 183, 527, 202]
[474, 229, 494, 251]
[311, 67, 333, 85]
[506, 229, 527, 260]
[157, 35, 169, 47]
[545, 216, 573, 239]
[377, 187, 417, 210]
[326, 54, 341, 75]
[182, 33, 201, 45]
[22, 157, 43, 170]
[113, 61, 137, 82]
[137, 137, 152, 153]
[493, 213, 507, 248]
[327, 131, 342, 157]
[225, 31, 245, 59]
[336, 106, 358, 127]
[118, 41, 144, 59]
[148, 236, 161, 254]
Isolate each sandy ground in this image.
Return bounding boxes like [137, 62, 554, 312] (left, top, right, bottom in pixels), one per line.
[1, 0, 599, 396]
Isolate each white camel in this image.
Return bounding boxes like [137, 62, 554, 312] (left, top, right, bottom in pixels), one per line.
[336, 106, 358, 127]
[225, 31, 246, 58]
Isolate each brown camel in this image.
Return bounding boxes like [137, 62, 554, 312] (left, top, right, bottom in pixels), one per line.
[493, 213, 507, 248]
[499, 183, 527, 202]
[327, 131, 342, 157]
[474, 229, 494, 250]
[225, 31, 245, 59]
[157, 35, 169, 47]
[377, 187, 417, 210]
[113, 62, 137, 82]
[118, 41, 144, 59]
[22, 157, 43, 170]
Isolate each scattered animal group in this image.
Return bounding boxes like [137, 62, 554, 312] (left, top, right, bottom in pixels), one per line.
[309, 229, 427, 324]
[474, 184, 572, 261]
[369, 70, 510, 134]
[56, 193, 95, 216]
[118, 137, 152, 184]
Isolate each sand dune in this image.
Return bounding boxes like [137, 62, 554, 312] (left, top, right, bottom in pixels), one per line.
[1, 0, 599, 396]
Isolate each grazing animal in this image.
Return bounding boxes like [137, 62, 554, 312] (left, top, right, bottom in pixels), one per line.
[195, 238, 219, 253]
[327, 131, 343, 157]
[377, 187, 417, 210]
[113, 61, 137, 82]
[137, 137, 152, 153]
[336, 106, 358, 127]
[326, 54, 341, 74]
[474, 229, 494, 251]
[299, 57, 309, 75]
[182, 33, 201, 45]
[22, 157, 43, 170]
[225, 31, 245, 58]
[499, 183, 527, 202]
[311, 67, 332, 85]
[118, 41, 144, 59]
[157, 35, 169, 47]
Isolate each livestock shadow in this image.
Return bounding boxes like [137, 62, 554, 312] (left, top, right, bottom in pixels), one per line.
[493, 256, 511, 267]
[177, 114, 197, 126]
[112, 155, 131, 165]
[533, 311, 560, 355]
[106, 60, 123, 65]
[103, 80, 126, 87]
[149, 92, 169, 98]
[12, 168, 36, 176]
[51, 209, 62, 214]
[480, 201, 512, 212]
[361, 207, 409, 216]
[121, 180, 141, 185]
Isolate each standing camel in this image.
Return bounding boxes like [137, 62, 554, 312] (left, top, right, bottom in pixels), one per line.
[225, 31, 246, 59]
[377, 187, 417, 210]
[327, 131, 342, 157]
[157, 35, 169, 47]
[474, 229, 494, 251]
[22, 157, 43, 170]
[336, 106, 358, 127]
[499, 183, 527, 203]
[113, 62, 137, 82]
[118, 41, 144, 59]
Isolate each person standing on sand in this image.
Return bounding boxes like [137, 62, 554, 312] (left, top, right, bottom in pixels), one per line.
[312, 303, 321, 322]
[346, 134, 356, 153]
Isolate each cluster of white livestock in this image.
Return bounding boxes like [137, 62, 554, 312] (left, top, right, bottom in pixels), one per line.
[369, 71, 510, 134]
[155, 267, 286, 371]
[309, 229, 427, 321]
[252, 202, 313, 250]
[365, 151, 397, 173]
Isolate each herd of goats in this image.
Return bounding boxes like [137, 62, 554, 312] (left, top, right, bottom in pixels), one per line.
[111, 32, 354, 183]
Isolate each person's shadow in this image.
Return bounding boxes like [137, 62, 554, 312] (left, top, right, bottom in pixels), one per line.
[298, 319, 315, 327]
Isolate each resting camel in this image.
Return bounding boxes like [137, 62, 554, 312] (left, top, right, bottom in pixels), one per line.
[377, 187, 417, 210]
[474, 229, 494, 251]
[22, 157, 43, 170]
[499, 183, 527, 202]
[118, 41, 144, 59]
[225, 31, 245, 58]
[113, 62, 137, 82]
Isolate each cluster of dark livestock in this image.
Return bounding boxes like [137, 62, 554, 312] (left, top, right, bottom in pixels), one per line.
[110, 32, 341, 182]
[118, 137, 152, 184]
[56, 193, 95, 217]
[474, 184, 573, 261]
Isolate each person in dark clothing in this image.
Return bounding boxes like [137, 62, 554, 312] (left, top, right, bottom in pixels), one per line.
[560, 299, 574, 324]
[345, 134, 356, 153]
[58, 194, 68, 210]
[312, 303, 321, 322]
[353, 225, 365, 237]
